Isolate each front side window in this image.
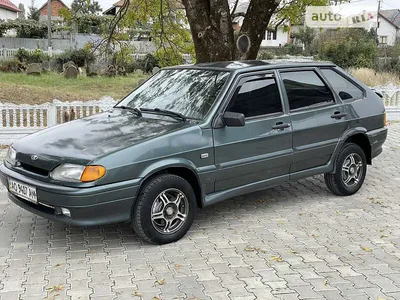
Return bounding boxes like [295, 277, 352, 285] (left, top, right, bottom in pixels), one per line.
[227, 77, 282, 118]
[321, 69, 363, 101]
[118, 69, 230, 119]
[280, 70, 334, 110]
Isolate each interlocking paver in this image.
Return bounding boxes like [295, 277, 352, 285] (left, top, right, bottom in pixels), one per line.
[0, 124, 399, 299]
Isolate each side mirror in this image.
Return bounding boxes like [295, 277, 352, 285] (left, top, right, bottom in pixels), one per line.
[223, 112, 245, 127]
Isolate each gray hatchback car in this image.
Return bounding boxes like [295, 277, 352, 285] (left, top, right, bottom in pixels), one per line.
[1, 61, 387, 244]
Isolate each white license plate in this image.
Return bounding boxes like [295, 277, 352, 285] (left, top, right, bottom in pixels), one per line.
[8, 178, 37, 204]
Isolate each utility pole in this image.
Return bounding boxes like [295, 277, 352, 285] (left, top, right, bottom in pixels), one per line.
[47, 0, 52, 49]
[376, 0, 382, 43]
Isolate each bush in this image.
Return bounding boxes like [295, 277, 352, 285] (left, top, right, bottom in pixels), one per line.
[257, 51, 274, 60]
[136, 54, 160, 74]
[55, 49, 95, 71]
[313, 29, 378, 69]
[14, 48, 49, 64]
[0, 59, 26, 73]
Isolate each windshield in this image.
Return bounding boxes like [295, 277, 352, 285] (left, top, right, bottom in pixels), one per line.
[117, 69, 230, 120]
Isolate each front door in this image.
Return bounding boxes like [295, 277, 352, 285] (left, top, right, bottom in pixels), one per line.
[278, 68, 350, 174]
[213, 73, 293, 192]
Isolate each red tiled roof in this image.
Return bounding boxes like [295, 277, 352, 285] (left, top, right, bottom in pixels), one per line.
[0, 0, 21, 13]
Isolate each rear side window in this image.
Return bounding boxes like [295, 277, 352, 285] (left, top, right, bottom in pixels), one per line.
[320, 69, 364, 101]
[227, 77, 282, 118]
[280, 71, 334, 110]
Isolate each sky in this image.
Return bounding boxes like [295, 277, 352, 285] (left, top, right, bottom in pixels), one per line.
[14, 0, 400, 16]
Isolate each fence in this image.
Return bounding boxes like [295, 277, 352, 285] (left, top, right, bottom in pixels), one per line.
[0, 85, 399, 145]
[0, 48, 64, 60]
[0, 98, 117, 144]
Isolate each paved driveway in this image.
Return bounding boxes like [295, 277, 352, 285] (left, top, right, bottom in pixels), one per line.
[0, 124, 399, 300]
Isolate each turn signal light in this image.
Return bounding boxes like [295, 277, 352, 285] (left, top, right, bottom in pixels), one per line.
[80, 166, 106, 182]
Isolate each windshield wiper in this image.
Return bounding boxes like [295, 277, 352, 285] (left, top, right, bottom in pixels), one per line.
[140, 108, 187, 122]
[115, 105, 142, 117]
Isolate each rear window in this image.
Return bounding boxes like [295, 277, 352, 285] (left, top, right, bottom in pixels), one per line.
[320, 69, 364, 101]
[280, 70, 334, 110]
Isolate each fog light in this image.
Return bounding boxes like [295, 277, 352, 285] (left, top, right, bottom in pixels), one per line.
[61, 207, 71, 217]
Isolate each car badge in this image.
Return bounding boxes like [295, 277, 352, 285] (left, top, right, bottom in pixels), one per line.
[31, 155, 39, 161]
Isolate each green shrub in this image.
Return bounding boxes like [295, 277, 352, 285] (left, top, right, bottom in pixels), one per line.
[14, 48, 49, 64]
[136, 54, 160, 74]
[55, 49, 95, 71]
[258, 51, 274, 60]
[313, 29, 378, 69]
[0, 59, 26, 73]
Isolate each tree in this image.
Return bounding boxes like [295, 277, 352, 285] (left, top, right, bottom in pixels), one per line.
[292, 26, 315, 53]
[111, 0, 343, 64]
[18, 4, 26, 19]
[28, 0, 40, 21]
[71, 0, 102, 14]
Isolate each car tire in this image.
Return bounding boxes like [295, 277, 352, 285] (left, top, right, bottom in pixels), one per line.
[131, 174, 196, 244]
[324, 143, 367, 196]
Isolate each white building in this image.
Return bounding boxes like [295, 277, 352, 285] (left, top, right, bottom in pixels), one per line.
[378, 9, 400, 46]
[261, 25, 289, 47]
[0, 0, 20, 20]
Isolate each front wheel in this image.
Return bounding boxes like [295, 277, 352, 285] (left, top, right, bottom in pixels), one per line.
[324, 143, 367, 196]
[131, 174, 196, 244]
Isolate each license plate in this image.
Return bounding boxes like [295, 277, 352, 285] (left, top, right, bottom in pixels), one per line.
[8, 178, 37, 204]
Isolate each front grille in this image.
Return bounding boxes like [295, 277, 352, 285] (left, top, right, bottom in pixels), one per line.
[19, 162, 49, 177]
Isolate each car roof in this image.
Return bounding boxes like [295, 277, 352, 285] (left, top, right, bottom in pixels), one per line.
[167, 60, 336, 73]
[166, 59, 336, 72]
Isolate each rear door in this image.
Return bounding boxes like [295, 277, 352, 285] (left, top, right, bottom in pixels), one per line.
[278, 68, 350, 175]
[213, 72, 293, 192]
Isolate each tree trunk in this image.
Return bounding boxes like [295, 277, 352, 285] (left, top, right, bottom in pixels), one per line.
[182, 0, 235, 62]
[183, 0, 280, 62]
[237, 0, 279, 59]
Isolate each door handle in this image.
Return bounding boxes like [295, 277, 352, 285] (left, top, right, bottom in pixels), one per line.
[272, 122, 291, 130]
[331, 111, 347, 119]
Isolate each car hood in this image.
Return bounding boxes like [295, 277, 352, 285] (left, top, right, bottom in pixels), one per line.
[13, 109, 194, 168]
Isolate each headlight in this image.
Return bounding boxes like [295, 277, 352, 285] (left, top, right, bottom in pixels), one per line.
[5, 146, 17, 165]
[50, 164, 106, 182]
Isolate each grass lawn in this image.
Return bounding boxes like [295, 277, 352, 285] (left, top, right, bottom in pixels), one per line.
[0, 72, 147, 105]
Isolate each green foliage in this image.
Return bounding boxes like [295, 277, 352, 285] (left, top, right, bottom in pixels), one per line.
[15, 48, 49, 64]
[292, 27, 315, 53]
[0, 59, 26, 73]
[0, 19, 49, 38]
[60, 11, 113, 34]
[257, 51, 274, 60]
[28, 0, 40, 21]
[119, 0, 194, 65]
[313, 29, 378, 68]
[116, 44, 136, 66]
[71, 0, 102, 14]
[134, 54, 160, 74]
[55, 49, 95, 70]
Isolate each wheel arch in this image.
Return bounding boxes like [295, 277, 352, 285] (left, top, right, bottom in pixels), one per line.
[137, 159, 204, 208]
[331, 127, 371, 172]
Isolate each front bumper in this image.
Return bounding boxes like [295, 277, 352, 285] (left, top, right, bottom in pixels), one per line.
[0, 164, 139, 226]
[366, 126, 388, 159]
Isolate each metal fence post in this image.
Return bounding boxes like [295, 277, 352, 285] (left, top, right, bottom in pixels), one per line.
[47, 102, 57, 127]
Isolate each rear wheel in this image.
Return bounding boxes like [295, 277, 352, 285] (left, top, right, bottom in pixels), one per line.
[131, 174, 196, 244]
[324, 143, 367, 196]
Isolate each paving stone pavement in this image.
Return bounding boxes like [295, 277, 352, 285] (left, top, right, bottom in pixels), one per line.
[0, 124, 400, 300]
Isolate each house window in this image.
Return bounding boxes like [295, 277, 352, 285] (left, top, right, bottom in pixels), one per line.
[266, 30, 277, 41]
[379, 36, 388, 45]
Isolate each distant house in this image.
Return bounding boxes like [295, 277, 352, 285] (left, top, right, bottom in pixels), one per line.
[378, 9, 400, 46]
[103, 0, 124, 16]
[38, 0, 68, 21]
[0, 0, 20, 20]
[232, 2, 290, 47]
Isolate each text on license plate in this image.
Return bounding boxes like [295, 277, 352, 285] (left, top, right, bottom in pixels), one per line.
[8, 178, 37, 203]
